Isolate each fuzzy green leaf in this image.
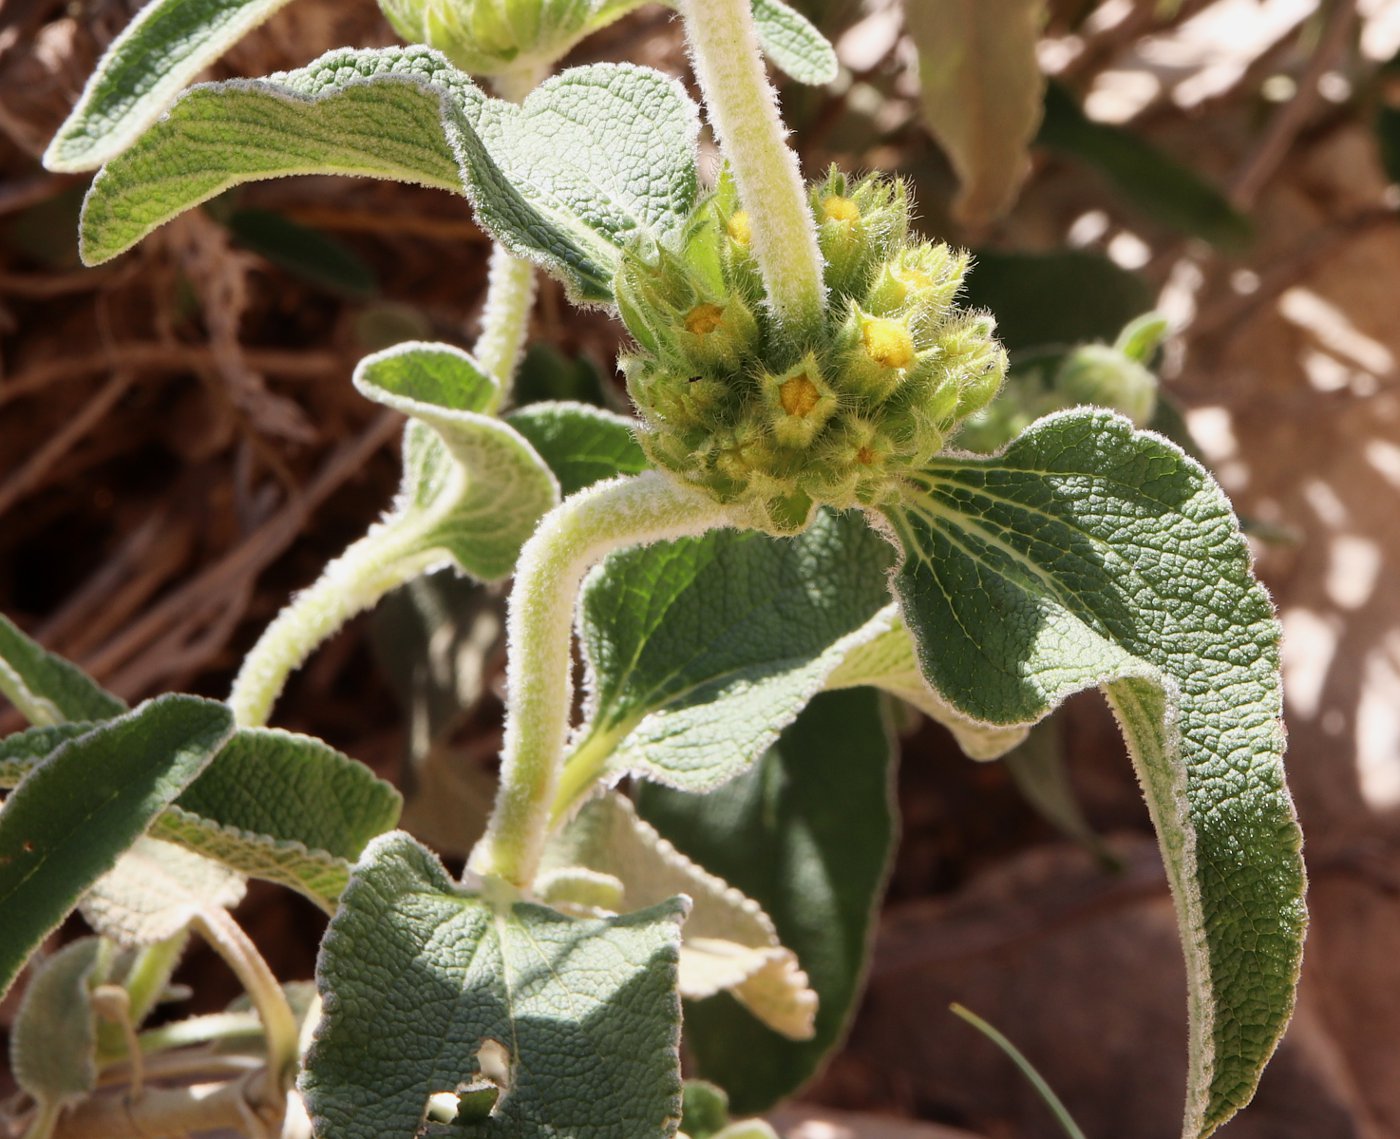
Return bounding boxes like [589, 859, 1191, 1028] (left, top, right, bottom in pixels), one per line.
[10, 937, 104, 1111]
[0, 695, 235, 1000]
[749, 0, 839, 85]
[355, 341, 559, 581]
[884, 409, 1304, 1137]
[505, 402, 648, 497]
[154, 727, 402, 908]
[43, 0, 297, 173]
[301, 831, 686, 1139]
[1, 725, 399, 909]
[569, 510, 893, 795]
[0, 614, 126, 725]
[79, 48, 700, 301]
[637, 689, 896, 1113]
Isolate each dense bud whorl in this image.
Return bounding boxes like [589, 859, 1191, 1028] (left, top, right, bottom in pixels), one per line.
[617, 169, 1009, 534]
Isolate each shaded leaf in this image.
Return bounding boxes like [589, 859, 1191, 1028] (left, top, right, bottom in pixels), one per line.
[1037, 82, 1251, 248]
[225, 208, 378, 297]
[10, 937, 104, 1112]
[637, 689, 896, 1113]
[883, 410, 1304, 1136]
[0, 696, 235, 1000]
[0, 614, 126, 725]
[301, 831, 686, 1139]
[505, 402, 648, 497]
[907, 0, 1047, 226]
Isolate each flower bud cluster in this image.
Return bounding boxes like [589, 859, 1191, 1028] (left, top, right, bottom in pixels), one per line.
[377, 0, 594, 76]
[618, 169, 1008, 533]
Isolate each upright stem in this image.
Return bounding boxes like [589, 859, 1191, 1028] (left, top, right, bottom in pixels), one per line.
[678, 0, 824, 329]
[468, 472, 737, 886]
[227, 521, 441, 727]
[472, 244, 537, 390]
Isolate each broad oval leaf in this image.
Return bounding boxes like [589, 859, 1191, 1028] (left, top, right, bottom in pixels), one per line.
[82, 837, 247, 944]
[0, 614, 126, 725]
[567, 510, 894, 797]
[355, 341, 560, 581]
[79, 48, 701, 302]
[302, 831, 686, 1139]
[43, 0, 299, 173]
[637, 689, 896, 1114]
[0, 695, 235, 1000]
[882, 409, 1304, 1138]
[908, 0, 1046, 227]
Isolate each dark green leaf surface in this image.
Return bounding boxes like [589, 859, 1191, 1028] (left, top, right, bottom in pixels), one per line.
[885, 410, 1303, 1137]
[637, 690, 895, 1113]
[505, 402, 647, 497]
[0, 695, 234, 999]
[573, 511, 894, 792]
[0, 614, 126, 725]
[225, 208, 378, 297]
[302, 831, 686, 1139]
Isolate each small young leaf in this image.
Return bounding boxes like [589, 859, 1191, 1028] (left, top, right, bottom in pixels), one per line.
[907, 0, 1047, 226]
[0, 613, 126, 725]
[637, 689, 896, 1114]
[10, 937, 104, 1112]
[543, 793, 817, 1040]
[79, 48, 701, 301]
[570, 510, 894, 794]
[506, 402, 648, 497]
[355, 341, 560, 581]
[824, 605, 1027, 760]
[42, 0, 299, 172]
[1037, 82, 1251, 248]
[82, 837, 247, 944]
[883, 410, 1304, 1137]
[749, 0, 839, 85]
[301, 831, 686, 1139]
[0, 695, 235, 1000]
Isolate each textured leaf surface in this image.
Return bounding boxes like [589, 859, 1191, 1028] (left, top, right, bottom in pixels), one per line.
[82, 837, 246, 943]
[749, 0, 839, 84]
[0, 614, 126, 725]
[10, 937, 102, 1110]
[506, 402, 647, 497]
[543, 793, 815, 1039]
[0, 695, 234, 1000]
[356, 342, 559, 581]
[884, 410, 1304, 1137]
[824, 605, 1026, 760]
[908, 0, 1046, 226]
[302, 831, 686, 1139]
[571, 510, 893, 793]
[1, 725, 398, 909]
[43, 0, 297, 172]
[637, 690, 895, 1113]
[80, 48, 700, 301]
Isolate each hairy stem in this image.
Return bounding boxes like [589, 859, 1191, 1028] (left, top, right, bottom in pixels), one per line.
[227, 520, 441, 727]
[678, 0, 824, 329]
[472, 244, 537, 391]
[468, 472, 738, 886]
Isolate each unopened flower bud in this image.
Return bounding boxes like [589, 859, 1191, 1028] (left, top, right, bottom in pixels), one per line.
[378, 0, 594, 76]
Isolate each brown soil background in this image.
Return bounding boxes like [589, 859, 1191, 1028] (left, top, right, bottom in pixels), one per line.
[2, 1, 1400, 1136]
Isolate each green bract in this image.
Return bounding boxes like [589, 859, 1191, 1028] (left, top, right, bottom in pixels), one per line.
[377, 0, 600, 76]
[619, 170, 1008, 533]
